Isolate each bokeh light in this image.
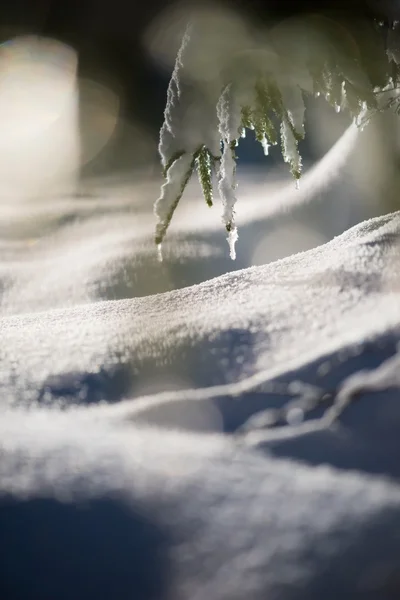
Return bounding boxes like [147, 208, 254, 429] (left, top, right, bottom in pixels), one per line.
[0, 36, 79, 201]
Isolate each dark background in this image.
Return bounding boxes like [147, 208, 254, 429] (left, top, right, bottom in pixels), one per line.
[0, 0, 399, 176]
[0, 0, 397, 133]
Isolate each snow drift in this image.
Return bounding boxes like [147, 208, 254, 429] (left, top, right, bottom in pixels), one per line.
[0, 170, 400, 599]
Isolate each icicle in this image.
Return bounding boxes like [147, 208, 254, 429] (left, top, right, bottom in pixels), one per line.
[157, 243, 163, 263]
[227, 226, 238, 260]
[218, 138, 238, 259]
[216, 84, 241, 259]
[261, 136, 270, 156]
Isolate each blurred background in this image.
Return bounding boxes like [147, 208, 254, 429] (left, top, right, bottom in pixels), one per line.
[0, 0, 399, 307]
[0, 0, 398, 173]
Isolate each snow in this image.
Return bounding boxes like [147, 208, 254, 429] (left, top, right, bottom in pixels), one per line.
[155, 9, 400, 265]
[155, 15, 376, 253]
[280, 115, 302, 179]
[0, 155, 400, 598]
[279, 82, 306, 138]
[0, 61, 399, 589]
[1, 19, 400, 596]
[154, 152, 195, 245]
[2, 410, 400, 600]
[217, 136, 238, 259]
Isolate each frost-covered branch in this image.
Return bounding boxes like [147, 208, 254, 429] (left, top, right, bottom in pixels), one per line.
[154, 14, 400, 258]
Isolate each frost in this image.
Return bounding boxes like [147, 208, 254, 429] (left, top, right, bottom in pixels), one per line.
[154, 152, 195, 245]
[195, 146, 215, 207]
[252, 80, 279, 147]
[216, 83, 242, 149]
[217, 139, 238, 259]
[279, 83, 305, 138]
[158, 26, 192, 169]
[280, 116, 302, 180]
[154, 13, 400, 256]
[154, 24, 222, 246]
[217, 139, 237, 222]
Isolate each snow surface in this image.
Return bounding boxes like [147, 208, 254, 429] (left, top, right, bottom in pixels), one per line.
[1, 169, 400, 599]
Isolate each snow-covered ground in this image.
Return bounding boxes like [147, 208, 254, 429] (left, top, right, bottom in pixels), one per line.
[1, 157, 400, 598]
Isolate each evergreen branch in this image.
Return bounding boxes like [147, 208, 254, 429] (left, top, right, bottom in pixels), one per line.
[162, 150, 186, 179]
[195, 146, 214, 207]
[155, 151, 199, 245]
[155, 12, 400, 256]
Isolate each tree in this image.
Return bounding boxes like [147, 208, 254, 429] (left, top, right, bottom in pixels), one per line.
[154, 6, 400, 258]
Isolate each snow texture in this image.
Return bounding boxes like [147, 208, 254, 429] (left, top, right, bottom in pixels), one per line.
[1, 165, 400, 598]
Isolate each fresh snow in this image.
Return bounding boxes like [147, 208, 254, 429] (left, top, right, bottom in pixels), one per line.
[0, 161, 400, 598]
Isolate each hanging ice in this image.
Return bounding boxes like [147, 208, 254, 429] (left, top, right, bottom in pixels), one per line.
[261, 136, 270, 156]
[218, 139, 238, 259]
[216, 84, 242, 259]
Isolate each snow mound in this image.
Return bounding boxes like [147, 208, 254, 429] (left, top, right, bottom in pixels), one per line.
[1, 175, 400, 599]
